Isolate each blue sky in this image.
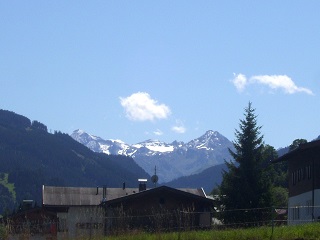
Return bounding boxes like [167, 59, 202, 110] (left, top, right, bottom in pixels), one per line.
[1, 1, 319, 149]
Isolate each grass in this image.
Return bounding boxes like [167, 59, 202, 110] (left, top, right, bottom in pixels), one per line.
[4, 223, 320, 240]
[104, 223, 320, 240]
[0, 224, 9, 240]
[0, 173, 16, 201]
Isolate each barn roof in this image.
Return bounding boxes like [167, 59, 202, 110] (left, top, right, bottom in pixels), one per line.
[273, 139, 320, 163]
[42, 186, 139, 206]
[42, 185, 208, 207]
[103, 185, 212, 206]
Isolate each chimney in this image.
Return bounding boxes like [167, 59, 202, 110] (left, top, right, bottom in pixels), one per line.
[138, 179, 147, 192]
[122, 182, 126, 190]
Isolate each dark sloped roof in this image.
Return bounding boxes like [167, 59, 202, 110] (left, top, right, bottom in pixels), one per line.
[176, 188, 207, 197]
[104, 186, 213, 206]
[273, 139, 320, 163]
[42, 185, 208, 207]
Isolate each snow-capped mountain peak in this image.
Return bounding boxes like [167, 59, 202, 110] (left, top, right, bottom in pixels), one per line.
[71, 129, 102, 144]
[70, 129, 234, 183]
[133, 139, 174, 153]
[186, 130, 225, 150]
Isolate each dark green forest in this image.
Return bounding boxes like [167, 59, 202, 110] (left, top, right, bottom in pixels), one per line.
[0, 109, 150, 215]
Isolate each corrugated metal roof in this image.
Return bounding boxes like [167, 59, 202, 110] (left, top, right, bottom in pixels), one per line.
[42, 186, 140, 206]
[42, 185, 207, 206]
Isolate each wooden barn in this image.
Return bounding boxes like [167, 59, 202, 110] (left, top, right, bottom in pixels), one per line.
[38, 182, 214, 239]
[103, 185, 214, 234]
[275, 139, 320, 225]
[42, 185, 135, 239]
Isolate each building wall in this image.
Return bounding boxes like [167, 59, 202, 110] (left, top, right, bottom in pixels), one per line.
[105, 189, 213, 232]
[110, 190, 211, 212]
[288, 189, 320, 225]
[288, 154, 314, 197]
[288, 146, 320, 198]
[57, 206, 104, 239]
[286, 144, 320, 225]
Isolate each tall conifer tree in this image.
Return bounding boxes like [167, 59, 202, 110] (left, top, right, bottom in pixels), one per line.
[219, 102, 273, 224]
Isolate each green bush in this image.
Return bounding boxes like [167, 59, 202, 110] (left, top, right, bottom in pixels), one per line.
[0, 224, 8, 240]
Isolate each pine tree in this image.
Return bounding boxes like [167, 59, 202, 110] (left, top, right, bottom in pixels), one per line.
[219, 102, 273, 225]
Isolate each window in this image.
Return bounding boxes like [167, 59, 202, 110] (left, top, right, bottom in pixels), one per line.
[307, 165, 312, 179]
[298, 169, 302, 181]
[292, 167, 310, 185]
[292, 172, 296, 185]
[303, 167, 306, 180]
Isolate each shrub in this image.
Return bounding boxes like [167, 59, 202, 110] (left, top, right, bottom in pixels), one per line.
[0, 224, 8, 240]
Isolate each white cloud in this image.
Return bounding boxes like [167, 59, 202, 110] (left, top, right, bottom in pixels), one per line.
[251, 75, 314, 95]
[171, 125, 186, 134]
[120, 92, 171, 121]
[153, 129, 163, 136]
[232, 73, 314, 95]
[171, 120, 186, 134]
[232, 73, 248, 92]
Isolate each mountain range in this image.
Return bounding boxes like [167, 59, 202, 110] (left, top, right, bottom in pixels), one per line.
[71, 129, 235, 183]
[1, 108, 318, 215]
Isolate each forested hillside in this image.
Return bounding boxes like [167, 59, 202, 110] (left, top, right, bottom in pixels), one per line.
[165, 163, 227, 193]
[0, 110, 150, 215]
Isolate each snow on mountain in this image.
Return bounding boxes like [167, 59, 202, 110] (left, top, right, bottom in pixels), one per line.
[70, 129, 234, 183]
[187, 130, 225, 150]
[133, 140, 174, 153]
[71, 129, 131, 155]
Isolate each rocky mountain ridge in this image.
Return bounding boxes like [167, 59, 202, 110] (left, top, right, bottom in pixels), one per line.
[71, 130, 234, 183]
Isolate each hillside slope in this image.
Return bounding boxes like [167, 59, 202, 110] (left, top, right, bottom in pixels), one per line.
[165, 163, 228, 193]
[0, 109, 149, 215]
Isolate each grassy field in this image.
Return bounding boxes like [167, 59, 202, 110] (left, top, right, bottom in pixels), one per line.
[105, 223, 320, 240]
[2, 222, 320, 240]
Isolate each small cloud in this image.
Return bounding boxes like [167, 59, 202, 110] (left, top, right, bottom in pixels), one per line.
[171, 120, 186, 134]
[251, 75, 314, 95]
[232, 73, 248, 92]
[171, 126, 186, 133]
[120, 92, 171, 121]
[231, 73, 314, 95]
[153, 129, 163, 136]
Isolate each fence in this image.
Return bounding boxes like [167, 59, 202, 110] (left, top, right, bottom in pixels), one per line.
[105, 208, 202, 234]
[214, 206, 288, 228]
[4, 206, 320, 239]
